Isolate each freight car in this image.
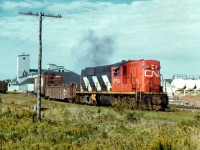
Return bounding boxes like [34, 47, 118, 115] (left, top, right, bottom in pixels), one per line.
[34, 71, 80, 96]
[43, 59, 168, 110]
[45, 83, 80, 102]
[34, 73, 62, 96]
[0, 81, 8, 93]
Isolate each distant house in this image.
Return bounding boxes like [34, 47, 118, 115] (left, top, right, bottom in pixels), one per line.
[8, 82, 20, 92]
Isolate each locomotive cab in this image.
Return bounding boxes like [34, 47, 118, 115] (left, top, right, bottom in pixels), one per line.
[111, 60, 162, 93]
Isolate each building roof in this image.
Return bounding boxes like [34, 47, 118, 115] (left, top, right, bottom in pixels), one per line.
[29, 69, 47, 73]
[164, 79, 173, 84]
[17, 54, 30, 57]
[19, 78, 34, 85]
[43, 71, 80, 84]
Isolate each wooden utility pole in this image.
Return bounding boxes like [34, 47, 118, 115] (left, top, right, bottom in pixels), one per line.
[19, 12, 61, 121]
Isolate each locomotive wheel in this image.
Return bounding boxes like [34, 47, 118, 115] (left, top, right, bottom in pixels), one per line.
[110, 96, 138, 110]
[151, 95, 168, 110]
[146, 97, 153, 110]
[125, 97, 138, 109]
[161, 96, 169, 108]
[139, 96, 164, 110]
[68, 98, 74, 103]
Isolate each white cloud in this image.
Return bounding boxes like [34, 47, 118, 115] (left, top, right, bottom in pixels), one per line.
[1, 1, 18, 10]
[1, 0, 200, 79]
[0, 0, 49, 10]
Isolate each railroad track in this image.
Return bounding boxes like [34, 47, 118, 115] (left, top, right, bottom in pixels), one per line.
[168, 104, 200, 111]
[0, 103, 31, 109]
[0, 103, 49, 111]
[1, 99, 200, 112]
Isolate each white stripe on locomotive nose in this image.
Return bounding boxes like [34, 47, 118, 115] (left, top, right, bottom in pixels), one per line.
[102, 75, 112, 91]
[83, 77, 92, 91]
[80, 85, 83, 92]
[92, 76, 101, 91]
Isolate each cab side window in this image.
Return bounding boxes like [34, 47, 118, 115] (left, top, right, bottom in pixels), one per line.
[123, 66, 127, 75]
[114, 68, 120, 76]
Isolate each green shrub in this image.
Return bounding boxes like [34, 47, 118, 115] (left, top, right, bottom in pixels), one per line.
[0, 93, 200, 150]
[194, 113, 200, 121]
[148, 136, 173, 150]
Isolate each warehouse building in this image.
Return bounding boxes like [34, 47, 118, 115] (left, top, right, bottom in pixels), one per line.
[8, 54, 80, 92]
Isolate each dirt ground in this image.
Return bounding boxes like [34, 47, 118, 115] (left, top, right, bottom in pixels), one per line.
[177, 96, 200, 107]
[180, 96, 200, 107]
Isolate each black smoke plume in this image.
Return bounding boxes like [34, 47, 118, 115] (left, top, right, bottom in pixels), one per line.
[71, 30, 115, 72]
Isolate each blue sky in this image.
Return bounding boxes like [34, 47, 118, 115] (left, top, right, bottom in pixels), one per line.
[0, 0, 200, 80]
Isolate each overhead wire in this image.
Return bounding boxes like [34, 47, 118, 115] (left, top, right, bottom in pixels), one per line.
[3, 0, 130, 52]
[4, 1, 100, 52]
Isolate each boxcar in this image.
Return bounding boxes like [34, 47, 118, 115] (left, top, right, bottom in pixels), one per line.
[0, 81, 8, 93]
[45, 83, 79, 102]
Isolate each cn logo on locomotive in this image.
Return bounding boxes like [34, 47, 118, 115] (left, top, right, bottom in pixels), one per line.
[144, 70, 159, 77]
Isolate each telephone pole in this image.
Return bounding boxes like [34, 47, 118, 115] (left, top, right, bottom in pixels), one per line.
[19, 12, 61, 121]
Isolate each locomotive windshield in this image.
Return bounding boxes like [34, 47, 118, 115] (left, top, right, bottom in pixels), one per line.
[113, 67, 120, 76]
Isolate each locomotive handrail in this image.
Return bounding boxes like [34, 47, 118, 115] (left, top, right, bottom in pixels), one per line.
[135, 79, 139, 101]
[139, 79, 150, 101]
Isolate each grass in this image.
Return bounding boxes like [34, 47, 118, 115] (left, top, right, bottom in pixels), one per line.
[0, 93, 200, 149]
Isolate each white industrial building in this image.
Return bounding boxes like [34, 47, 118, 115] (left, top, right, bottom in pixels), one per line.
[8, 54, 73, 93]
[8, 53, 34, 92]
[17, 54, 30, 83]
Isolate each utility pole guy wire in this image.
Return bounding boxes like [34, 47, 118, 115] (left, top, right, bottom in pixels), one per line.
[19, 11, 61, 121]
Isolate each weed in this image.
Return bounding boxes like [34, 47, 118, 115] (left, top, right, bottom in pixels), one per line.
[0, 93, 199, 149]
[97, 108, 101, 113]
[148, 136, 173, 150]
[194, 113, 200, 121]
[102, 130, 108, 138]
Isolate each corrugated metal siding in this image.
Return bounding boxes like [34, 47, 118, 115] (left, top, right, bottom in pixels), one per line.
[45, 83, 79, 100]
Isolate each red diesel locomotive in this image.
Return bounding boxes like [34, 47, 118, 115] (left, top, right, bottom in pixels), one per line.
[76, 59, 168, 110]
